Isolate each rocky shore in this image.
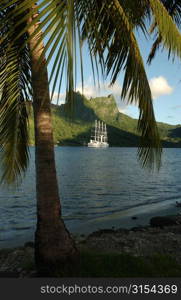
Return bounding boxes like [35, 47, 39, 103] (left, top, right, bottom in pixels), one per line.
[0, 242, 35, 278]
[1, 215, 181, 277]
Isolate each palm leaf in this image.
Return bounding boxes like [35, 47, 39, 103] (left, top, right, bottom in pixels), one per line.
[0, 4, 31, 184]
[17, 1, 78, 111]
[148, 0, 181, 63]
[77, 0, 162, 169]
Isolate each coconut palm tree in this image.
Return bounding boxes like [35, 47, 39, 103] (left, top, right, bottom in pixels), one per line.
[0, 2, 78, 276]
[1, 0, 181, 275]
[27, 4, 78, 276]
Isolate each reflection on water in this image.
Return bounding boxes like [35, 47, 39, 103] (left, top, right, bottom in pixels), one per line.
[0, 147, 181, 247]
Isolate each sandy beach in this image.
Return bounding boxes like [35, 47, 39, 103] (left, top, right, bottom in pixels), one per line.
[71, 199, 181, 236]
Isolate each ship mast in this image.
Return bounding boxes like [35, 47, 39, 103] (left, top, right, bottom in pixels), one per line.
[104, 123, 107, 142]
[95, 120, 97, 141]
[98, 120, 100, 142]
[101, 121, 104, 143]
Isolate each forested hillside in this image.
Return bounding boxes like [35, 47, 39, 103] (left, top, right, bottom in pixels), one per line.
[28, 93, 181, 147]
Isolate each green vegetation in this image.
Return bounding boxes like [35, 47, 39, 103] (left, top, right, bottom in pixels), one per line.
[77, 251, 181, 277]
[2, 247, 179, 277]
[34, 249, 181, 277]
[29, 93, 181, 147]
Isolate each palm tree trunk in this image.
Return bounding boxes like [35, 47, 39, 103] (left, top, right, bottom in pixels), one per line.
[27, 6, 78, 276]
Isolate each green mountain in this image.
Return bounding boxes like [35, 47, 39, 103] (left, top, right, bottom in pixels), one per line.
[29, 93, 181, 147]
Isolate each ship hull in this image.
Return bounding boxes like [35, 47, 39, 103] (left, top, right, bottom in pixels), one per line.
[88, 141, 109, 148]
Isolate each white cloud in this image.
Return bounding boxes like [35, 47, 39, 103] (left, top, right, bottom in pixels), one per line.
[51, 91, 66, 104]
[76, 80, 128, 112]
[51, 81, 122, 105]
[76, 81, 122, 98]
[51, 75, 173, 106]
[76, 84, 98, 98]
[149, 76, 173, 99]
[106, 81, 122, 95]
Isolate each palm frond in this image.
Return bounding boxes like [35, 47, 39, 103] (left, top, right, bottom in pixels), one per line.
[117, 0, 150, 33]
[160, 0, 181, 28]
[111, 0, 162, 170]
[147, 35, 162, 64]
[0, 5, 31, 184]
[18, 1, 79, 113]
[148, 0, 181, 63]
[78, 0, 162, 169]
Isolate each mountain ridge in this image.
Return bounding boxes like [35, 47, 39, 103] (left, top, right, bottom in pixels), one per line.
[28, 93, 181, 147]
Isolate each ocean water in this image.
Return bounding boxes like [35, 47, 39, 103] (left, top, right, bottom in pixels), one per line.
[0, 146, 181, 247]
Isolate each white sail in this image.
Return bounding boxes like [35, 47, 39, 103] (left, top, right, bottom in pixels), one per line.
[88, 120, 109, 147]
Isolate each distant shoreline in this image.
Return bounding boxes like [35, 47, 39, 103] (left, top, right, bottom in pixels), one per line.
[29, 144, 181, 148]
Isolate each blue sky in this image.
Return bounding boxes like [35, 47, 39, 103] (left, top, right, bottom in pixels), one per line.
[48, 30, 181, 126]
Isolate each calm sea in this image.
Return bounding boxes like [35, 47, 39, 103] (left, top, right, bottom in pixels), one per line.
[0, 147, 181, 247]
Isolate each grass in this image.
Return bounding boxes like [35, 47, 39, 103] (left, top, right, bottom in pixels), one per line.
[1, 247, 181, 277]
[56, 249, 181, 277]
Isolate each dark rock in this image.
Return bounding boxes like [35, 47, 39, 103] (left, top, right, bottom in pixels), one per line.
[176, 201, 181, 207]
[131, 216, 138, 220]
[116, 228, 130, 234]
[131, 226, 146, 232]
[88, 228, 115, 238]
[24, 242, 34, 248]
[150, 216, 178, 228]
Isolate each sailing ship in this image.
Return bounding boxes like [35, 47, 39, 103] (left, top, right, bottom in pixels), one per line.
[88, 120, 109, 147]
